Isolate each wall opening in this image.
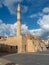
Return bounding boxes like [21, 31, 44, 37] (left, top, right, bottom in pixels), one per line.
[25, 45, 26, 52]
[0, 37, 1, 39]
[16, 46, 18, 53]
[10, 46, 12, 49]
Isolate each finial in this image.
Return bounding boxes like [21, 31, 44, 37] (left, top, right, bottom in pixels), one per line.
[17, 4, 20, 11]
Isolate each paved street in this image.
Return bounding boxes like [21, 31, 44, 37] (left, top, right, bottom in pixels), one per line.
[0, 51, 49, 65]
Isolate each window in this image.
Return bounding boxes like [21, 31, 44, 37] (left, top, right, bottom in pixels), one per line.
[25, 45, 26, 51]
[16, 46, 18, 53]
[0, 37, 1, 39]
[10, 46, 12, 49]
[16, 46, 18, 49]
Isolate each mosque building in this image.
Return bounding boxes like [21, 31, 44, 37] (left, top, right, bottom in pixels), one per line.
[0, 4, 47, 53]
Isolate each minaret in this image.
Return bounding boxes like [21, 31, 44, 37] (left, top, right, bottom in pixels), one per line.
[17, 4, 21, 36]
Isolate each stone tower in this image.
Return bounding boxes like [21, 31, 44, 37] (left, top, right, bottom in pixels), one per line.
[17, 4, 21, 36]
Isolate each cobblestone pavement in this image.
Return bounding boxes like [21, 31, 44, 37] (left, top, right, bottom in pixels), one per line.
[0, 51, 49, 65]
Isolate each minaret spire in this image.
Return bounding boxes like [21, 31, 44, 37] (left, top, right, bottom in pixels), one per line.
[17, 4, 21, 36]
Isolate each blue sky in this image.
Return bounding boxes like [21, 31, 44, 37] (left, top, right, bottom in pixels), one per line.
[0, 0, 49, 39]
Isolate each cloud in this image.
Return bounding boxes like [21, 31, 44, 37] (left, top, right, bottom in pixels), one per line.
[0, 0, 3, 8]
[0, 19, 29, 36]
[0, 20, 16, 36]
[29, 6, 49, 39]
[29, 13, 49, 38]
[0, 3, 49, 39]
[29, 14, 37, 18]
[0, 14, 49, 39]
[29, 7, 49, 18]
[0, 0, 24, 14]
[29, 29, 43, 36]
[38, 15, 49, 30]
[21, 5, 28, 13]
[21, 24, 29, 34]
[37, 15, 49, 38]
[43, 7, 49, 13]
[29, 13, 44, 18]
[0, 4, 3, 8]
[0, 0, 28, 14]
[3, 0, 23, 14]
